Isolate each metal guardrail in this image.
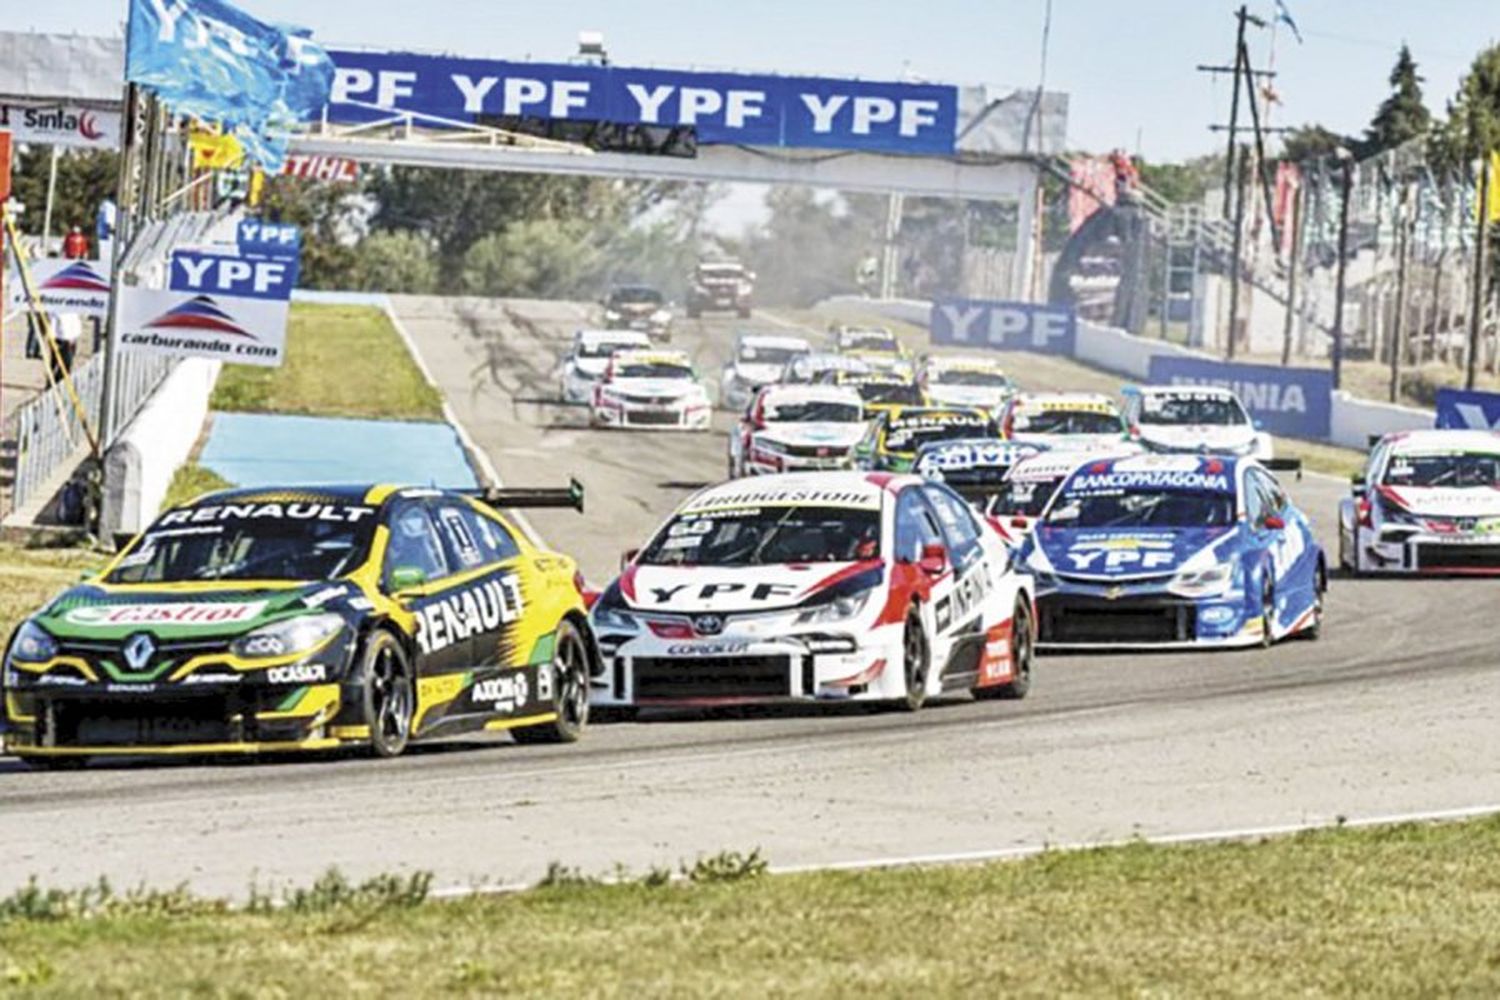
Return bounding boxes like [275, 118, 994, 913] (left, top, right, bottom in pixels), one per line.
[9, 350, 175, 515]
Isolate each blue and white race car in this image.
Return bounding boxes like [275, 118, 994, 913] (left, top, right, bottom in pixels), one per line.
[914, 439, 1048, 514]
[1019, 454, 1325, 649]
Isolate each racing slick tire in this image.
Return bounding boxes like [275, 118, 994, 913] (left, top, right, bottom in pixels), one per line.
[897, 607, 930, 712]
[1337, 528, 1354, 575]
[1258, 573, 1276, 650]
[359, 629, 415, 758]
[22, 755, 89, 771]
[1302, 562, 1327, 641]
[974, 601, 1033, 701]
[513, 617, 591, 745]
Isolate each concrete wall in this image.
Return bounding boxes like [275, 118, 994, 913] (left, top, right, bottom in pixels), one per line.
[1329, 392, 1432, 451]
[100, 359, 221, 538]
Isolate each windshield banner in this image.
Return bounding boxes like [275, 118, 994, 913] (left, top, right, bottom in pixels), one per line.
[1147, 356, 1332, 439]
[324, 50, 958, 155]
[929, 298, 1077, 355]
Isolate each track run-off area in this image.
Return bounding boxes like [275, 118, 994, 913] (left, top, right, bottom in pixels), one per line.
[1, 296, 1495, 897]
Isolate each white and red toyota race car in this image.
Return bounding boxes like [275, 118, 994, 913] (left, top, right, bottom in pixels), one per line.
[589, 349, 712, 431]
[727, 384, 866, 477]
[588, 472, 1035, 712]
[1338, 429, 1500, 575]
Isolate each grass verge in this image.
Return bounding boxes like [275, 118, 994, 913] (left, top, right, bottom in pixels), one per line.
[210, 303, 444, 421]
[159, 464, 234, 512]
[3, 818, 1500, 995]
[0, 544, 104, 641]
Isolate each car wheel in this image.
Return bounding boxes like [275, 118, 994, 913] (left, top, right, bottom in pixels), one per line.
[897, 607, 929, 712]
[1303, 562, 1327, 641]
[1259, 573, 1276, 649]
[360, 629, 414, 758]
[591, 706, 639, 724]
[21, 755, 89, 771]
[514, 618, 591, 745]
[974, 602, 1033, 701]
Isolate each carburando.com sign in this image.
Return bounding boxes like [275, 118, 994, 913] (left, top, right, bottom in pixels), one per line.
[1147, 356, 1332, 439]
[0, 103, 121, 149]
[117, 251, 298, 368]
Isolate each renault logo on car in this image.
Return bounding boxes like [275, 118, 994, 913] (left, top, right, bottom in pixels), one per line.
[123, 633, 156, 671]
[692, 614, 725, 636]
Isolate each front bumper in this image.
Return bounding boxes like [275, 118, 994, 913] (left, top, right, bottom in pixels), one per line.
[1036, 584, 1263, 649]
[741, 449, 854, 476]
[591, 629, 903, 706]
[1356, 528, 1500, 575]
[591, 400, 712, 431]
[3, 681, 350, 757]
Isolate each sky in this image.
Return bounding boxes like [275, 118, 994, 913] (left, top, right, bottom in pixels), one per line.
[12, 0, 1495, 162]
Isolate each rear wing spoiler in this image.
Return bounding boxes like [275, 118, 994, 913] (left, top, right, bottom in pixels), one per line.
[1261, 457, 1303, 481]
[466, 478, 585, 513]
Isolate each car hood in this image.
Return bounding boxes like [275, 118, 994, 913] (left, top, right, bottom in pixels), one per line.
[728, 362, 785, 386]
[30, 581, 354, 642]
[607, 378, 702, 397]
[619, 561, 877, 613]
[757, 423, 866, 449]
[1139, 424, 1255, 451]
[1377, 484, 1500, 519]
[1032, 526, 1234, 580]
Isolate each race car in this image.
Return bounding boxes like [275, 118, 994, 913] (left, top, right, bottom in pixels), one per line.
[559, 328, 653, 404]
[913, 438, 1048, 515]
[1337, 429, 1500, 575]
[1122, 384, 1273, 459]
[827, 370, 926, 416]
[999, 392, 1137, 454]
[589, 472, 1035, 712]
[1019, 454, 1324, 648]
[1, 482, 597, 766]
[985, 450, 1095, 544]
[853, 406, 1000, 473]
[590, 349, 712, 431]
[720, 332, 812, 411]
[783, 351, 872, 385]
[602, 285, 673, 339]
[728, 384, 866, 477]
[686, 260, 754, 318]
[832, 324, 914, 376]
[918, 356, 1015, 412]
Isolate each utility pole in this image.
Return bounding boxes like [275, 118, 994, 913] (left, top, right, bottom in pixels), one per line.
[1281, 183, 1302, 366]
[1389, 182, 1414, 403]
[1219, 7, 1249, 220]
[1227, 144, 1250, 359]
[1467, 154, 1490, 391]
[1331, 149, 1355, 391]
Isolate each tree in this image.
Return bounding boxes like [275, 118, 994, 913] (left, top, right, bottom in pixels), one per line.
[8, 147, 118, 242]
[1363, 44, 1431, 157]
[348, 230, 440, 293]
[1280, 124, 1353, 164]
[255, 174, 363, 289]
[736, 187, 877, 307]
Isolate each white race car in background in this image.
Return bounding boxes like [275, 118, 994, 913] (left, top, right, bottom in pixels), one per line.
[781, 351, 872, 385]
[559, 328, 654, 404]
[728, 384, 866, 477]
[1338, 429, 1500, 575]
[590, 349, 712, 431]
[918, 355, 1015, 412]
[987, 450, 1095, 544]
[999, 392, 1139, 455]
[589, 472, 1036, 712]
[832, 325, 914, 377]
[720, 332, 812, 410]
[1123, 384, 1273, 459]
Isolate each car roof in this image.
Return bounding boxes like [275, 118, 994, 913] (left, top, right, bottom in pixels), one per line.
[1135, 383, 1239, 398]
[926, 355, 1007, 371]
[1008, 452, 1095, 481]
[679, 472, 915, 513]
[760, 383, 862, 406]
[183, 484, 433, 508]
[576, 328, 651, 345]
[1057, 453, 1243, 491]
[738, 333, 811, 350]
[1383, 429, 1500, 455]
[613, 349, 692, 365]
[1012, 392, 1120, 412]
[883, 404, 989, 424]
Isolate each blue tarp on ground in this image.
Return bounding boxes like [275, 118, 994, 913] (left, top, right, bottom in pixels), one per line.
[199, 412, 477, 489]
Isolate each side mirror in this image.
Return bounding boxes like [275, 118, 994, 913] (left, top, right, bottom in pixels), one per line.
[1253, 419, 1265, 431]
[621, 548, 640, 573]
[388, 565, 428, 592]
[1262, 514, 1285, 531]
[918, 542, 948, 576]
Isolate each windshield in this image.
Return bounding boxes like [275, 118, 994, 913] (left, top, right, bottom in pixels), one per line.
[884, 417, 997, 454]
[580, 339, 645, 359]
[765, 400, 862, 423]
[843, 332, 900, 353]
[935, 369, 1011, 388]
[616, 362, 693, 380]
[987, 477, 1066, 517]
[1382, 452, 1500, 488]
[609, 288, 662, 306]
[739, 345, 805, 367]
[108, 501, 378, 583]
[1017, 409, 1124, 436]
[1045, 489, 1235, 528]
[699, 266, 743, 281]
[1140, 396, 1247, 426]
[640, 506, 882, 566]
[856, 382, 924, 405]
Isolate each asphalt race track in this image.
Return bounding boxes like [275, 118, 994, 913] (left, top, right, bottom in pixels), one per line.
[2, 296, 1497, 898]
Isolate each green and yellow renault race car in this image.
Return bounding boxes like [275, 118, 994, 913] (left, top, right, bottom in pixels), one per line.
[1, 482, 597, 767]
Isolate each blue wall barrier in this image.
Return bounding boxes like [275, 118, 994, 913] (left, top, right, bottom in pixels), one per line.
[1146, 356, 1333, 439]
[929, 298, 1077, 355]
[1435, 388, 1500, 431]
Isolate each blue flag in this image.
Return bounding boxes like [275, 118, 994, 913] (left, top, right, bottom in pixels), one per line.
[1274, 0, 1304, 44]
[126, 0, 333, 169]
